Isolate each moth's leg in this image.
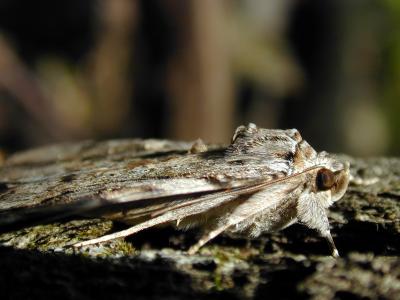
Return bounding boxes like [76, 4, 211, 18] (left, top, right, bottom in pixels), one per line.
[73, 214, 174, 247]
[297, 192, 340, 257]
[321, 229, 339, 258]
[187, 188, 300, 254]
[301, 219, 340, 258]
[187, 223, 231, 255]
[74, 194, 240, 248]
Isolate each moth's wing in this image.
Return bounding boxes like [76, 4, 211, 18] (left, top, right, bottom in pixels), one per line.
[0, 125, 307, 235]
[0, 176, 263, 233]
[74, 168, 315, 248]
[83, 164, 301, 225]
[0, 141, 227, 232]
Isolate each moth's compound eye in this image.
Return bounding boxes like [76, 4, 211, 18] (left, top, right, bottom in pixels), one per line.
[316, 168, 335, 191]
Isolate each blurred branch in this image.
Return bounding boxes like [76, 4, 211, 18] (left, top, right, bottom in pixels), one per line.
[0, 35, 63, 140]
[85, 0, 137, 135]
[166, 0, 234, 143]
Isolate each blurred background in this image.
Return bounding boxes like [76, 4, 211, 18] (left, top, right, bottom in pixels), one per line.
[0, 0, 399, 158]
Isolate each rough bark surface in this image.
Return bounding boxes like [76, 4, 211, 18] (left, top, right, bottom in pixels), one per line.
[0, 139, 399, 299]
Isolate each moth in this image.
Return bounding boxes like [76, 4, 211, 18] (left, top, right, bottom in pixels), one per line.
[0, 123, 349, 257]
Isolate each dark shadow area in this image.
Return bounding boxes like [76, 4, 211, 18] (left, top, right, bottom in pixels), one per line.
[334, 220, 400, 256]
[0, 246, 240, 300]
[266, 220, 400, 257]
[114, 216, 400, 258]
[272, 224, 337, 257]
[334, 291, 366, 300]
[254, 262, 313, 300]
[123, 224, 198, 251]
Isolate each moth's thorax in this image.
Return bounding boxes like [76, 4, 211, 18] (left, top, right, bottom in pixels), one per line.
[229, 123, 350, 208]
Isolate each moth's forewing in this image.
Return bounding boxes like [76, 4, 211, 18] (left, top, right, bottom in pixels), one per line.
[0, 127, 303, 231]
[0, 157, 261, 230]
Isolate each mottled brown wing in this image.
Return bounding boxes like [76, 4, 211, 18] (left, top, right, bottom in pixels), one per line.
[0, 176, 278, 234]
[0, 139, 277, 232]
[0, 126, 303, 233]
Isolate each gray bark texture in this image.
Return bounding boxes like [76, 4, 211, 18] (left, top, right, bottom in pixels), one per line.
[0, 139, 399, 300]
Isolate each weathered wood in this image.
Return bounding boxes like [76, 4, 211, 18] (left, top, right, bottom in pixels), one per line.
[0, 139, 399, 299]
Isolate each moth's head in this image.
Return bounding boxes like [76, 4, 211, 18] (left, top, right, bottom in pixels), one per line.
[313, 152, 350, 206]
